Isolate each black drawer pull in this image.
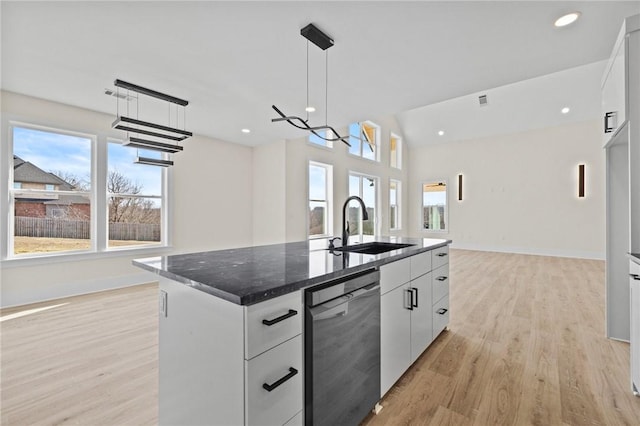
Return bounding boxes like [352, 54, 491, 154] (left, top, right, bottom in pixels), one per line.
[436, 276, 448, 281]
[604, 111, 616, 133]
[436, 308, 448, 315]
[412, 287, 418, 308]
[262, 367, 298, 392]
[436, 252, 447, 257]
[262, 309, 297, 326]
[631, 274, 640, 281]
[407, 289, 414, 311]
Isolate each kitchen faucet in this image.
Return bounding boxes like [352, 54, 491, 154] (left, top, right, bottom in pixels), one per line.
[342, 195, 369, 247]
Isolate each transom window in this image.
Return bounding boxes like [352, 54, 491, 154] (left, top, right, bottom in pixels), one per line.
[348, 121, 380, 161]
[308, 130, 333, 149]
[390, 133, 402, 169]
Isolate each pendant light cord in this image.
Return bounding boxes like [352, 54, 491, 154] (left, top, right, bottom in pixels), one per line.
[325, 49, 328, 127]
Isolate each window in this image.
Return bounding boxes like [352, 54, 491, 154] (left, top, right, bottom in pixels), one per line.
[308, 161, 333, 238]
[10, 125, 93, 256]
[422, 181, 447, 232]
[309, 130, 333, 149]
[390, 179, 401, 230]
[390, 133, 402, 169]
[107, 142, 164, 248]
[348, 121, 380, 161]
[348, 172, 378, 238]
[6, 122, 169, 259]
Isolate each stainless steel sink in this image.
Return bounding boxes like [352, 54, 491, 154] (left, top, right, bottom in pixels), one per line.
[329, 242, 415, 255]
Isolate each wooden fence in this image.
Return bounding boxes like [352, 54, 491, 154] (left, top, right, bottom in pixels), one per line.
[14, 216, 160, 241]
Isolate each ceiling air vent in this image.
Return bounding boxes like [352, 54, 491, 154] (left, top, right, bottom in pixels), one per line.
[478, 94, 488, 107]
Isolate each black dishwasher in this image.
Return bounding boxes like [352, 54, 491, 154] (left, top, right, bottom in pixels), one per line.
[304, 269, 380, 426]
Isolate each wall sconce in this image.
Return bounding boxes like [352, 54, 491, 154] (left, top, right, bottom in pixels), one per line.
[458, 174, 463, 201]
[578, 164, 585, 197]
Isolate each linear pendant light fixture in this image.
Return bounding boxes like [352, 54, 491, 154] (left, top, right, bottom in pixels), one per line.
[111, 79, 192, 166]
[272, 23, 350, 146]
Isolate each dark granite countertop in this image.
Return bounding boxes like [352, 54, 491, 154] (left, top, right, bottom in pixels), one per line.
[133, 236, 451, 305]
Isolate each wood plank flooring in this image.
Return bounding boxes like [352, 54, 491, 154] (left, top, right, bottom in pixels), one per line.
[1, 250, 639, 425]
[362, 250, 640, 426]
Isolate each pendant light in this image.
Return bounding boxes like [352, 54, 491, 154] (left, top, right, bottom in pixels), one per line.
[111, 79, 192, 166]
[272, 23, 350, 146]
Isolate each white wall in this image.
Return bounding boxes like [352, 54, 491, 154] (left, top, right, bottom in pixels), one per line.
[252, 114, 410, 244]
[0, 91, 253, 307]
[408, 119, 605, 259]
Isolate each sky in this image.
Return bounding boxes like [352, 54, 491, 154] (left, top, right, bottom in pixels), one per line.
[13, 126, 162, 195]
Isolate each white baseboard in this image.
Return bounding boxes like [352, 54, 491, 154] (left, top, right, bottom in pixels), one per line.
[449, 242, 605, 261]
[0, 272, 158, 309]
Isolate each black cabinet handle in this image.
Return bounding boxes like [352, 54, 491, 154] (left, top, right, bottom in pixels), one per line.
[436, 276, 448, 282]
[262, 367, 298, 392]
[436, 308, 448, 315]
[604, 111, 616, 133]
[436, 252, 447, 257]
[407, 289, 414, 311]
[412, 288, 418, 308]
[631, 274, 640, 281]
[262, 309, 297, 326]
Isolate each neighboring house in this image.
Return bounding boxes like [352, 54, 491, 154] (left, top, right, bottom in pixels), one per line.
[13, 155, 90, 220]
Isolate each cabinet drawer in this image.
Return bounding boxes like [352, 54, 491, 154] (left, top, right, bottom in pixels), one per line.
[380, 257, 411, 294]
[410, 251, 432, 280]
[432, 245, 449, 270]
[432, 295, 449, 339]
[245, 292, 302, 360]
[432, 264, 449, 303]
[245, 335, 303, 426]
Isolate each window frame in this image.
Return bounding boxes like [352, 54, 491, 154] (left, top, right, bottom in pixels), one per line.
[307, 161, 333, 239]
[348, 121, 380, 162]
[389, 179, 402, 231]
[347, 171, 380, 239]
[3, 121, 170, 262]
[106, 139, 168, 251]
[390, 132, 402, 170]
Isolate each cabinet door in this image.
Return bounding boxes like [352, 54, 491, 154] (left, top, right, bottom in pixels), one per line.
[410, 272, 433, 363]
[602, 33, 626, 141]
[380, 283, 411, 397]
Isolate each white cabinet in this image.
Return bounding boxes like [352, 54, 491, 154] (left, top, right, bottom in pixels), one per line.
[631, 259, 640, 396]
[380, 245, 450, 397]
[409, 272, 433, 363]
[380, 282, 412, 396]
[605, 14, 640, 342]
[158, 278, 303, 426]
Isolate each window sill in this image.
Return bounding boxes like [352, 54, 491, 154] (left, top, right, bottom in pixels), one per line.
[307, 141, 334, 151]
[1, 245, 174, 269]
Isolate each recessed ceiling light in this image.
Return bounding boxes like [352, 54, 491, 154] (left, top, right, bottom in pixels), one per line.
[554, 12, 581, 27]
[438, 130, 445, 136]
[305, 106, 316, 112]
[241, 128, 251, 134]
[561, 107, 570, 114]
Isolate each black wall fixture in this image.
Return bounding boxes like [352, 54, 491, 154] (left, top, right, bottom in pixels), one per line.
[271, 23, 350, 146]
[111, 79, 191, 166]
[578, 164, 585, 197]
[458, 174, 463, 201]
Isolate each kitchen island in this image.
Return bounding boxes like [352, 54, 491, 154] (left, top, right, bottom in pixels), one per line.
[134, 236, 451, 426]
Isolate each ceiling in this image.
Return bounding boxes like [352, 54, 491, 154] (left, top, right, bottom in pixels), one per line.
[2, 1, 639, 147]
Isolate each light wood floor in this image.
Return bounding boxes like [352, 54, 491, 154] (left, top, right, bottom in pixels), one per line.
[1, 250, 639, 425]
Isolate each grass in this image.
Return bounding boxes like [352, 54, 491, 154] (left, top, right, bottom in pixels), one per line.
[13, 237, 158, 255]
